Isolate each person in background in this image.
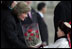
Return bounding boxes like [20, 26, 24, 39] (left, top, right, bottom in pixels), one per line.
[23, 1, 48, 47]
[44, 21, 71, 48]
[1, 2, 30, 48]
[36, 2, 48, 46]
[54, 1, 71, 42]
[1, 1, 17, 48]
[1, 1, 17, 23]
[37, 2, 47, 18]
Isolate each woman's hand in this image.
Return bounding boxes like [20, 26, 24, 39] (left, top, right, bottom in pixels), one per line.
[28, 44, 42, 48]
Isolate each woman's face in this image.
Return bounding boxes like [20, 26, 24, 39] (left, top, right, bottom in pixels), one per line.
[18, 13, 28, 21]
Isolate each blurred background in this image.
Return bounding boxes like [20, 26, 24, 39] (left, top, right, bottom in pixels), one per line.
[30, 1, 60, 44]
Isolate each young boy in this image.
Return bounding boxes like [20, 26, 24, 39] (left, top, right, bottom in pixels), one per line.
[44, 21, 71, 48]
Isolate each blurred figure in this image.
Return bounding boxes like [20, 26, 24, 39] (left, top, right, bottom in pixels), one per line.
[54, 1, 71, 42]
[22, 1, 48, 48]
[1, 2, 30, 48]
[1, 1, 17, 9]
[1, 1, 17, 48]
[37, 2, 48, 46]
[22, 1, 36, 24]
[25, 1, 32, 6]
[1, 1, 17, 24]
[37, 2, 47, 18]
[44, 21, 71, 48]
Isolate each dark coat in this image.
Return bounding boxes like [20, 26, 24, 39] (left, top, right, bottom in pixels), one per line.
[21, 8, 48, 45]
[1, 6, 27, 48]
[54, 1, 71, 41]
[36, 13, 48, 45]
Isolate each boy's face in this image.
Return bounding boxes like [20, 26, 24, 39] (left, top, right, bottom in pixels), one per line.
[42, 6, 47, 14]
[57, 27, 65, 37]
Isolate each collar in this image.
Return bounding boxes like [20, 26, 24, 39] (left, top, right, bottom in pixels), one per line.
[57, 36, 67, 40]
[56, 36, 68, 42]
[38, 11, 44, 18]
[56, 37, 68, 43]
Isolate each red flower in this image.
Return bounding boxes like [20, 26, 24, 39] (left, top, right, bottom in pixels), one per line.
[36, 30, 39, 34]
[30, 33, 34, 36]
[28, 29, 32, 33]
[29, 37, 32, 41]
[36, 35, 39, 38]
[69, 21, 71, 24]
[24, 33, 27, 36]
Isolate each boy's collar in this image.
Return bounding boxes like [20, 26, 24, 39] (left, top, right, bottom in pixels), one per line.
[56, 36, 67, 41]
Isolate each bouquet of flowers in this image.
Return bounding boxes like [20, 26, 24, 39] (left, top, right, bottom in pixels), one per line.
[24, 23, 42, 47]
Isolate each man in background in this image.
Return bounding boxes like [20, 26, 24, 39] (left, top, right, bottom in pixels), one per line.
[36, 2, 48, 46]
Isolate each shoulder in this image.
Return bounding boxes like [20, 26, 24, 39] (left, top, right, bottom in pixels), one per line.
[4, 12, 16, 26]
[1, 10, 14, 22]
[36, 12, 40, 17]
[31, 8, 36, 13]
[58, 38, 69, 48]
[59, 41, 69, 48]
[51, 38, 69, 48]
[36, 12, 43, 20]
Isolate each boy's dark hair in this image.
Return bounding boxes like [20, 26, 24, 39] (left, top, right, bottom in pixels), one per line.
[37, 2, 46, 11]
[58, 21, 71, 35]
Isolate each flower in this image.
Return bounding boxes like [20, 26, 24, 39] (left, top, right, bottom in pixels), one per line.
[36, 30, 39, 34]
[69, 21, 71, 24]
[29, 37, 32, 41]
[24, 33, 27, 36]
[30, 33, 34, 36]
[28, 29, 32, 33]
[36, 35, 39, 38]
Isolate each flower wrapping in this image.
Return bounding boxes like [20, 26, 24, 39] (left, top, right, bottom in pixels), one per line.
[23, 23, 42, 47]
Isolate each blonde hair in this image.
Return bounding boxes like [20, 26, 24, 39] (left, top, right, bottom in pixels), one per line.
[12, 2, 30, 16]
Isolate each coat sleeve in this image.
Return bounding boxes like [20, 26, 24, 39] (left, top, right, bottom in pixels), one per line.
[3, 18, 27, 48]
[37, 14, 48, 45]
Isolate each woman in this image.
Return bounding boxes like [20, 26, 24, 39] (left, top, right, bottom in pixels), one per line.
[44, 21, 71, 48]
[1, 2, 30, 48]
